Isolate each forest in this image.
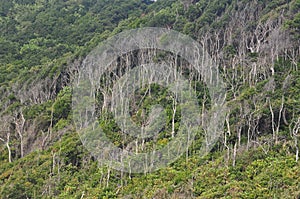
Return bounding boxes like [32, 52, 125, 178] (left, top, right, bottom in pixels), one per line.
[0, 0, 300, 198]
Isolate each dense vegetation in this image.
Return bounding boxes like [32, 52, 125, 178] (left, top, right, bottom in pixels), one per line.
[0, 0, 299, 198]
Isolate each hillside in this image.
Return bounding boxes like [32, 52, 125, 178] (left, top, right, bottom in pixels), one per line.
[0, 0, 300, 198]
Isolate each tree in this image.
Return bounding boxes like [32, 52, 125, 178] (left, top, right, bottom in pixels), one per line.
[0, 115, 13, 162]
[13, 110, 26, 158]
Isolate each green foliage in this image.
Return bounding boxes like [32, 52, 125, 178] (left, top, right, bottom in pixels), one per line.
[0, 0, 13, 16]
[0, 0, 300, 198]
[145, 8, 177, 28]
[52, 86, 72, 122]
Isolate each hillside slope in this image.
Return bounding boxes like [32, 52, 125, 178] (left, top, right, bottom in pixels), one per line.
[0, 0, 300, 198]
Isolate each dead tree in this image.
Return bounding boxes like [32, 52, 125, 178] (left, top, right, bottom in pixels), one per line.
[13, 110, 26, 158]
[0, 115, 13, 162]
[289, 117, 300, 162]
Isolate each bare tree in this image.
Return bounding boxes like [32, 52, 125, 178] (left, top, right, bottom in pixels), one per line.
[289, 117, 300, 162]
[0, 115, 13, 162]
[0, 132, 12, 163]
[224, 114, 231, 165]
[13, 110, 26, 158]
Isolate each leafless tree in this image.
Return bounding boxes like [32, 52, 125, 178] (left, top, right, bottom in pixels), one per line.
[13, 110, 26, 158]
[290, 117, 300, 162]
[0, 115, 13, 162]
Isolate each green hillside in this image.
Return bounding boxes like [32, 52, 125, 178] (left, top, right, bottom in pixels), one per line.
[0, 0, 300, 198]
